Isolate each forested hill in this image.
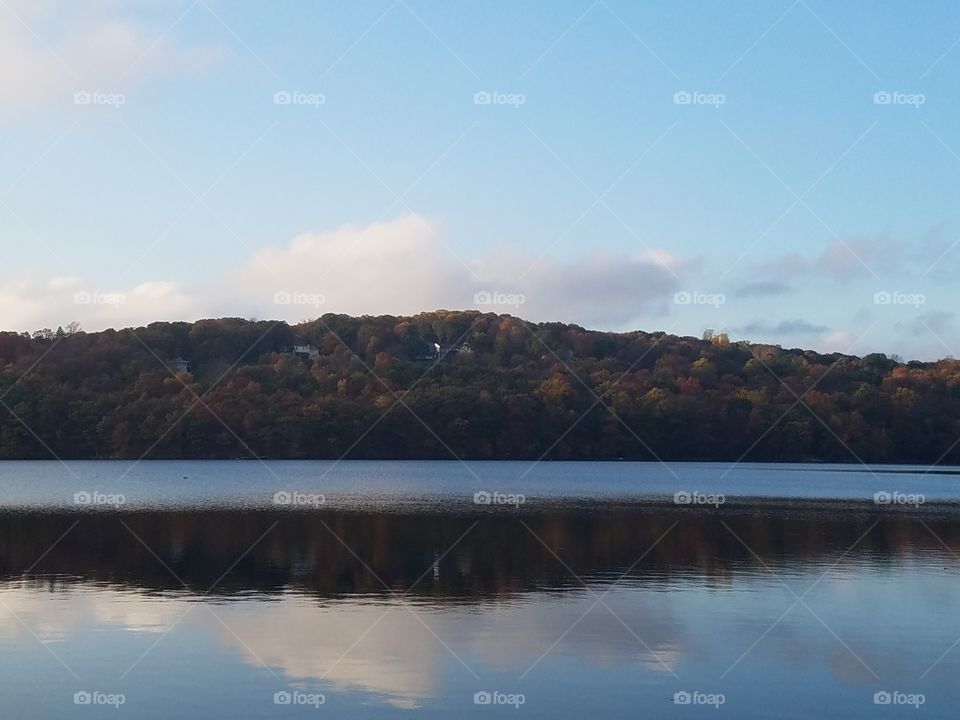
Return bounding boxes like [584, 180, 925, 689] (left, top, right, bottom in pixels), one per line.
[0, 311, 957, 463]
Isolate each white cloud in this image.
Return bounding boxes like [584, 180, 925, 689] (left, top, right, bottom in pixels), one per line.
[736, 319, 829, 336]
[820, 330, 857, 353]
[0, 213, 953, 360]
[0, 213, 680, 333]
[227, 214, 470, 319]
[896, 310, 956, 340]
[472, 247, 680, 327]
[744, 236, 899, 283]
[226, 214, 681, 327]
[0, 0, 227, 111]
[0, 275, 194, 331]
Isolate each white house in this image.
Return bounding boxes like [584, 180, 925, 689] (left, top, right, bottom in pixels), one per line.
[416, 341, 473, 361]
[167, 357, 191, 373]
[415, 342, 442, 361]
[293, 344, 319, 360]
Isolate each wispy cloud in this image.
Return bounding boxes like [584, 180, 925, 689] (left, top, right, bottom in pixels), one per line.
[731, 280, 791, 298]
[0, 0, 227, 111]
[896, 310, 956, 339]
[737, 319, 829, 336]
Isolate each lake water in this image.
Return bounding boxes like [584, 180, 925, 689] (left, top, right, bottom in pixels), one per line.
[1, 461, 958, 717]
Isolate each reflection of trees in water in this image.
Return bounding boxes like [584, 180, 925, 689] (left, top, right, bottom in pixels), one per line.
[1, 508, 956, 598]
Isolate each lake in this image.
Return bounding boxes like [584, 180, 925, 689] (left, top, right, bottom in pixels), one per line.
[0, 461, 957, 717]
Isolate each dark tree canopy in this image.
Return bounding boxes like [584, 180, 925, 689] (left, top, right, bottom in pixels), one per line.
[0, 311, 957, 463]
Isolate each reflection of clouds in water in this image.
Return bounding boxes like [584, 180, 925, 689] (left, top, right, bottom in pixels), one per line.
[0, 586, 443, 709]
[464, 589, 684, 673]
[210, 598, 439, 709]
[0, 586, 443, 708]
[208, 590, 687, 706]
[722, 615, 907, 685]
[712, 572, 948, 684]
[0, 585, 77, 642]
[204, 589, 691, 706]
[5, 583, 891, 705]
[2, 570, 959, 708]
[0, 584, 191, 641]
[89, 591, 191, 634]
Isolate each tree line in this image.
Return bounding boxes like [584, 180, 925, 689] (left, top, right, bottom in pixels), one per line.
[0, 311, 957, 463]
[4, 509, 950, 597]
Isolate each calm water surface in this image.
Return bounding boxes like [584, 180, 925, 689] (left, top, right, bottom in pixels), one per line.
[1, 461, 958, 718]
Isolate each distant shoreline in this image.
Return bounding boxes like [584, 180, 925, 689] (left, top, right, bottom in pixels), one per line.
[1, 312, 957, 465]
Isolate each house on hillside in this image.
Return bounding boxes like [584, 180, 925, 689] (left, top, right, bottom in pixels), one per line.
[293, 344, 319, 360]
[415, 342, 442, 361]
[167, 357, 191, 373]
[439, 341, 473, 357]
[415, 341, 474, 361]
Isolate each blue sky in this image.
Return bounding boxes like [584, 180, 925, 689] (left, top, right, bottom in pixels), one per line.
[2, 0, 960, 359]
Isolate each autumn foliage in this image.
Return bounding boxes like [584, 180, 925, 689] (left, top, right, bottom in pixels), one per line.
[1, 312, 958, 462]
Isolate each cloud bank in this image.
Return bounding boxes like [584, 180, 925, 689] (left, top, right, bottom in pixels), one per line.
[0, 214, 954, 361]
[0, 214, 681, 333]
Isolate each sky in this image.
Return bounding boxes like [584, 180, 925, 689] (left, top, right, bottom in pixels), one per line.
[1, 0, 959, 360]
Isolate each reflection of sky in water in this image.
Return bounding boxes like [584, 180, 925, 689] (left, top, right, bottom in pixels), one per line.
[0, 459, 957, 718]
[3, 459, 960, 510]
[2, 557, 959, 718]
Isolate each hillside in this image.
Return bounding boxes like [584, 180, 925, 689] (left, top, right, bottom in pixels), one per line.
[0, 311, 957, 463]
